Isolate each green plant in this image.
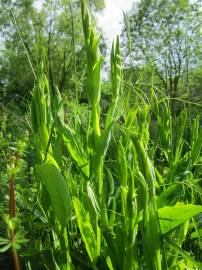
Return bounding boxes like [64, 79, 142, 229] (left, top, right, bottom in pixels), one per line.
[1, 0, 201, 269]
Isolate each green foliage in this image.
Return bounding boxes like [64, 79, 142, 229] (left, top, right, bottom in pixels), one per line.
[72, 196, 98, 263]
[0, 0, 202, 269]
[159, 203, 202, 234]
[36, 163, 71, 228]
[122, 0, 202, 112]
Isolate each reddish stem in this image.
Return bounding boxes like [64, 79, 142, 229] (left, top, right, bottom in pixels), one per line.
[9, 175, 15, 218]
[12, 245, 20, 270]
[9, 154, 20, 270]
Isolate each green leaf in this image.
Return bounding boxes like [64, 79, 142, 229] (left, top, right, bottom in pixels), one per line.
[106, 256, 115, 270]
[91, 58, 103, 104]
[72, 197, 98, 262]
[106, 170, 114, 196]
[87, 182, 100, 215]
[0, 237, 10, 245]
[41, 153, 60, 170]
[36, 164, 71, 228]
[0, 243, 11, 253]
[97, 121, 114, 158]
[157, 184, 183, 208]
[190, 229, 202, 240]
[158, 203, 202, 234]
[117, 139, 127, 187]
[155, 167, 164, 185]
[165, 237, 201, 268]
[191, 126, 202, 164]
[30, 93, 38, 133]
[92, 122, 114, 172]
[62, 124, 90, 178]
[174, 109, 187, 163]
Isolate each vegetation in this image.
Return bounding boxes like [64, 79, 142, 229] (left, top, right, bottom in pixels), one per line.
[0, 0, 202, 269]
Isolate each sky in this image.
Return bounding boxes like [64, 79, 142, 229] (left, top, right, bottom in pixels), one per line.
[33, 0, 44, 10]
[33, 0, 135, 43]
[96, 0, 134, 43]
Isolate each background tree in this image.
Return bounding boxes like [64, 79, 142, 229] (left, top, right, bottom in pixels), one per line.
[0, 0, 105, 106]
[122, 0, 202, 113]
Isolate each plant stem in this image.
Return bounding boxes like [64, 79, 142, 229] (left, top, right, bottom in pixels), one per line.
[9, 154, 20, 270]
[12, 238, 20, 270]
[9, 175, 15, 218]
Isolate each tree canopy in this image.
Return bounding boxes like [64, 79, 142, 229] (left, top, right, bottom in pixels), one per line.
[122, 0, 202, 108]
[0, 0, 105, 105]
